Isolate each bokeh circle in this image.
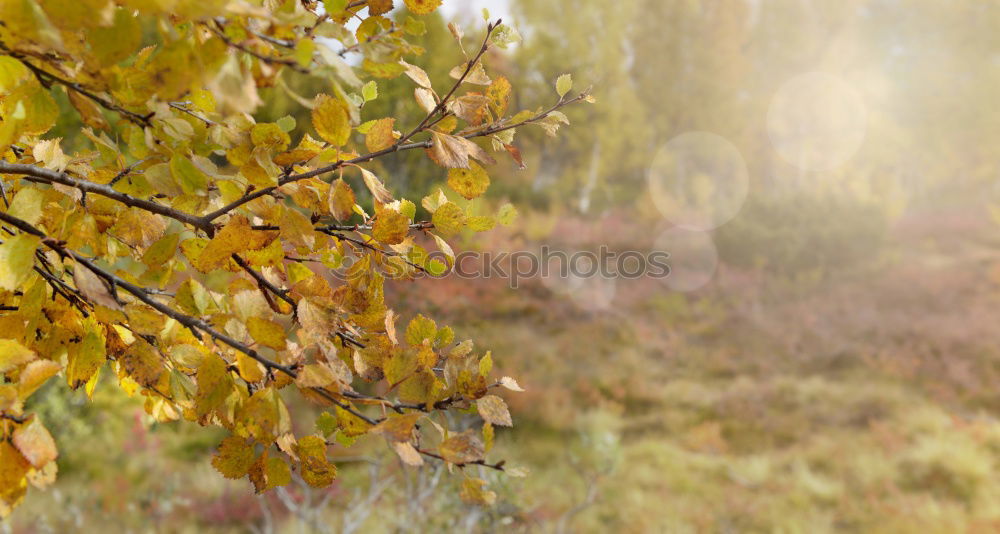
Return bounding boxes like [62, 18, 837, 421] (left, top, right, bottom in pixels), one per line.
[647, 131, 749, 231]
[654, 227, 719, 292]
[766, 71, 868, 171]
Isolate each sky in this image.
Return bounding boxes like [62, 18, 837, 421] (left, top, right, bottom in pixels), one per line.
[439, 0, 512, 22]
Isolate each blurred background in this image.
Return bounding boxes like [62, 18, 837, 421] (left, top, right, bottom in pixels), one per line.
[11, 0, 1000, 531]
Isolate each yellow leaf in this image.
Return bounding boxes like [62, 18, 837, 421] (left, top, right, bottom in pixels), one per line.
[312, 94, 351, 146]
[296, 435, 336, 488]
[427, 131, 496, 169]
[365, 117, 396, 152]
[0, 234, 41, 292]
[2, 83, 58, 137]
[372, 208, 409, 245]
[169, 154, 209, 196]
[0, 340, 35, 373]
[399, 60, 433, 89]
[404, 0, 442, 15]
[124, 303, 166, 336]
[447, 161, 490, 199]
[141, 232, 180, 267]
[195, 215, 277, 272]
[18, 359, 61, 400]
[460, 477, 497, 506]
[250, 123, 291, 150]
[31, 138, 70, 171]
[246, 317, 287, 351]
[241, 389, 282, 443]
[73, 262, 122, 310]
[449, 61, 491, 86]
[67, 330, 104, 389]
[431, 202, 465, 237]
[556, 73, 573, 98]
[211, 436, 255, 479]
[67, 90, 110, 130]
[7, 188, 44, 227]
[499, 376, 524, 392]
[371, 413, 421, 442]
[0, 441, 30, 510]
[497, 202, 518, 226]
[120, 338, 163, 388]
[335, 405, 373, 437]
[486, 76, 511, 117]
[111, 208, 167, 248]
[477, 394, 512, 427]
[405, 314, 436, 346]
[414, 87, 436, 114]
[392, 441, 424, 466]
[478, 351, 492, 376]
[438, 430, 484, 464]
[194, 354, 232, 418]
[327, 178, 355, 222]
[397, 368, 440, 404]
[279, 206, 318, 249]
[236, 352, 265, 383]
[87, 7, 141, 66]
[294, 363, 336, 388]
[360, 168, 393, 204]
[12, 418, 57, 468]
[249, 451, 291, 493]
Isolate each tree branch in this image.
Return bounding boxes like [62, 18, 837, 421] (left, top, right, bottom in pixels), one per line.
[397, 20, 501, 146]
[3, 50, 152, 127]
[206, 21, 309, 74]
[415, 448, 506, 471]
[0, 162, 213, 233]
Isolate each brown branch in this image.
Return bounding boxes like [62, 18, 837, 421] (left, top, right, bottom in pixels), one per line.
[5, 52, 152, 127]
[252, 222, 433, 232]
[0, 211, 388, 426]
[0, 413, 28, 424]
[206, 21, 309, 74]
[0, 210, 293, 375]
[317, 228, 430, 274]
[107, 157, 153, 186]
[200, 89, 590, 224]
[232, 254, 294, 307]
[415, 448, 506, 471]
[169, 102, 216, 126]
[397, 20, 501, 146]
[0, 162, 213, 233]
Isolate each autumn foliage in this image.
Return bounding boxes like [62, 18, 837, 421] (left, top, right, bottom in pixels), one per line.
[0, 0, 589, 514]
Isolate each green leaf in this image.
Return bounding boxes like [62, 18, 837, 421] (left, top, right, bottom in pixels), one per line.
[406, 314, 437, 346]
[276, 115, 296, 132]
[497, 203, 518, 226]
[316, 411, 337, 436]
[323, 0, 348, 13]
[294, 39, 315, 68]
[362, 80, 378, 102]
[403, 16, 426, 36]
[169, 154, 209, 196]
[556, 73, 572, 98]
